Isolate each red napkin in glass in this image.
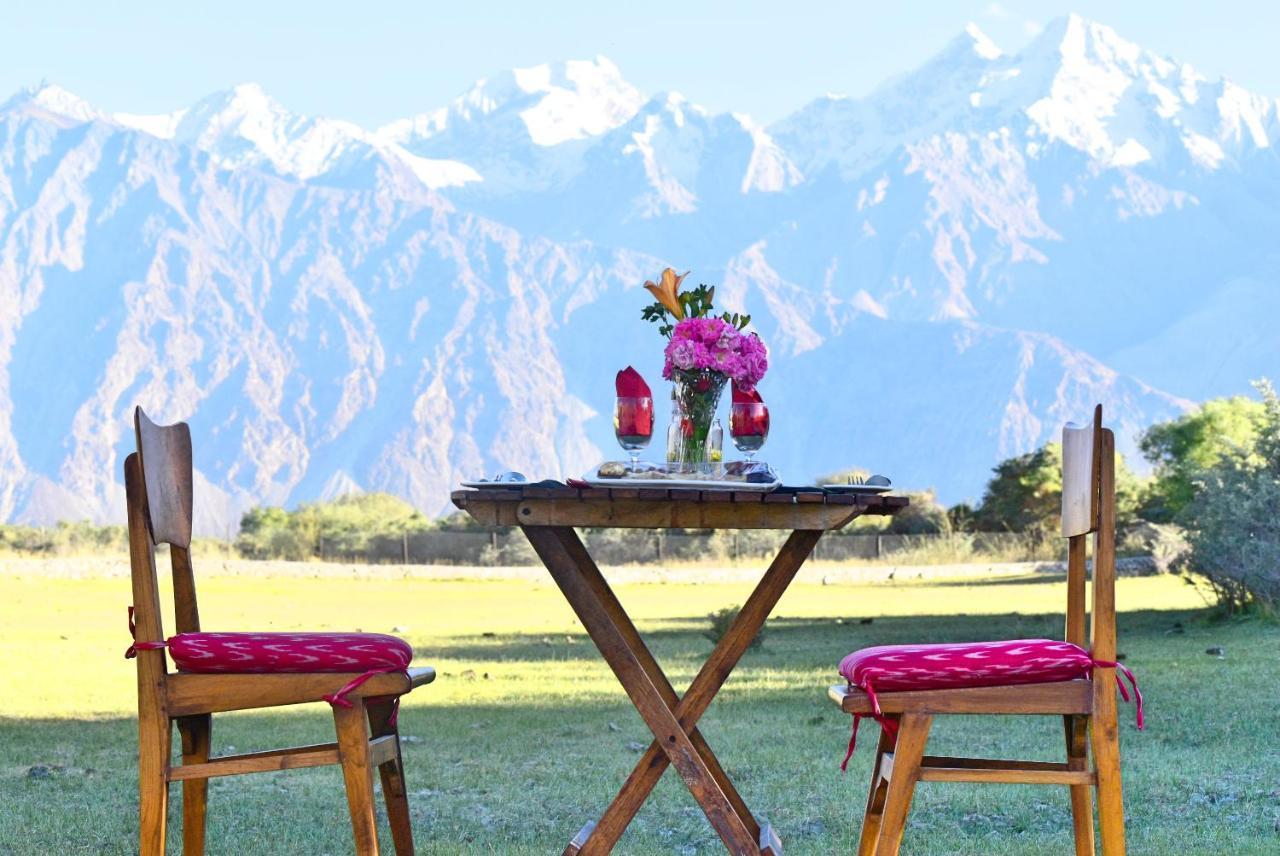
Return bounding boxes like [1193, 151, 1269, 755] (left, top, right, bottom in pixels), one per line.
[731, 382, 768, 436]
[615, 366, 653, 436]
[732, 382, 762, 404]
[616, 366, 651, 398]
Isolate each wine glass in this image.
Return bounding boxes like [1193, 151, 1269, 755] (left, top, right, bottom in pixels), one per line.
[730, 401, 770, 463]
[614, 396, 654, 471]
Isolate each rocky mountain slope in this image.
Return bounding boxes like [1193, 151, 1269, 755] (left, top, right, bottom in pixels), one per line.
[5, 14, 1273, 531]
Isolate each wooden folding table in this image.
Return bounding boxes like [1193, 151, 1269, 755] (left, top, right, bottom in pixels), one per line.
[452, 484, 906, 855]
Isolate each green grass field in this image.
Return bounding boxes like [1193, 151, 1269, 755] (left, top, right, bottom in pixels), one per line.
[2, 571, 1277, 854]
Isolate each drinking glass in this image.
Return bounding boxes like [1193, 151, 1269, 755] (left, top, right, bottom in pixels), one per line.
[729, 401, 770, 462]
[614, 396, 654, 470]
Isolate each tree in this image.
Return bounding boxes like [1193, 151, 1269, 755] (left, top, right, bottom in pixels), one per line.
[1139, 396, 1265, 521]
[975, 444, 1063, 532]
[947, 502, 977, 533]
[975, 442, 1144, 533]
[1181, 380, 1280, 612]
[885, 490, 952, 534]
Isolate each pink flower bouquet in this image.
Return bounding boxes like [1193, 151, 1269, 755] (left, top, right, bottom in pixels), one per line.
[639, 268, 769, 469]
[662, 317, 768, 392]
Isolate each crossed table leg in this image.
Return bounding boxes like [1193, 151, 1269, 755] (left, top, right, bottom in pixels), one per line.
[521, 525, 823, 855]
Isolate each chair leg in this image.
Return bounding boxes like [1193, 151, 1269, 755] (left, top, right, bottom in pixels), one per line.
[368, 700, 414, 856]
[335, 699, 381, 856]
[138, 710, 172, 856]
[1064, 714, 1095, 856]
[1091, 704, 1126, 856]
[874, 713, 931, 856]
[178, 714, 212, 855]
[857, 716, 899, 856]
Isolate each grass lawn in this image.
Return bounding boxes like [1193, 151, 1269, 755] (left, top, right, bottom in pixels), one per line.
[1, 570, 1277, 854]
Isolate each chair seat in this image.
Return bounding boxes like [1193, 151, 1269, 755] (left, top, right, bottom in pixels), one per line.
[839, 639, 1097, 700]
[167, 666, 436, 716]
[829, 679, 1094, 716]
[168, 631, 412, 674]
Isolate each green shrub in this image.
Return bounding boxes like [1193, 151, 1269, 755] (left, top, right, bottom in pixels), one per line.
[974, 442, 1145, 533]
[703, 606, 766, 650]
[1140, 395, 1266, 522]
[235, 492, 432, 561]
[1180, 380, 1280, 612]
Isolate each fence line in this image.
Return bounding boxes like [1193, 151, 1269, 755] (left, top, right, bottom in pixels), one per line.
[311, 530, 1061, 566]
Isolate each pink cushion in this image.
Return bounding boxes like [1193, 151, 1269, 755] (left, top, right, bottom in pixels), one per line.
[167, 631, 413, 674]
[836, 638, 1143, 771]
[839, 638, 1095, 697]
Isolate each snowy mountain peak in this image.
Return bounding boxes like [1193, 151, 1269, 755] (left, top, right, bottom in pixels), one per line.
[962, 22, 1004, 60]
[511, 57, 644, 145]
[110, 83, 482, 189]
[1019, 14, 1277, 168]
[1040, 14, 1150, 71]
[775, 15, 1279, 177]
[2, 83, 100, 123]
[382, 56, 644, 150]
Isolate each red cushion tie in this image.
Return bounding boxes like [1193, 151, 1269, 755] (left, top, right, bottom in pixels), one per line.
[366, 695, 401, 730]
[840, 680, 899, 772]
[124, 606, 168, 659]
[321, 665, 405, 709]
[1091, 659, 1145, 730]
[841, 714, 861, 772]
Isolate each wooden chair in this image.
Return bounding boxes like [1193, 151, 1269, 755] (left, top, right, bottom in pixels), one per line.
[829, 405, 1141, 855]
[125, 407, 434, 855]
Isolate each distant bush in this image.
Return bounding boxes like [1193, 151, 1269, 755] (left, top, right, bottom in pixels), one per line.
[1117, 522, 1190, 575]
[477, 535, 538, 566]
[0, 520, 128, 555]
[947, 502, 977, 533]
[0, 520, 234, 558]
[972, 441, 1144, 535]
[1179, 380, 1280, 613]
[704, 606, 766, 651]
[236, 493, 433, 561]
[884, 490, 951, 535]
[834, 488, 950, 535]
[1140, 395, 1266, 522]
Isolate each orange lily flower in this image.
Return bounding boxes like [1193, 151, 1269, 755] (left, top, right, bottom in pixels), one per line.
[644, 268, 689, 319]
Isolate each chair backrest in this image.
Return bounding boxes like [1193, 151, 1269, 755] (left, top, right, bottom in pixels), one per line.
[126, 408, 202, 655]
[1059, 405, 1117, 660]
[134, 408, 194, 549]
[1061, 406, 1101, 539]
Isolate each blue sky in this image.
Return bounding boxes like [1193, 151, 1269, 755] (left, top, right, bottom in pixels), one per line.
[3, 1, 1276, 127]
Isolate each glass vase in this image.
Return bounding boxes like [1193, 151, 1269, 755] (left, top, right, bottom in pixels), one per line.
[667, 368, 729, 472]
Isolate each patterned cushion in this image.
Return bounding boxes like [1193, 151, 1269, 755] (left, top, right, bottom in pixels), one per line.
[167, 631, 413, 674]
[839, 638, 1095, 698]
[836, 638, 1143, 770]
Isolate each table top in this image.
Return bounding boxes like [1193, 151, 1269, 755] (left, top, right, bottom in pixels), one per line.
[451, 484, 908, 531]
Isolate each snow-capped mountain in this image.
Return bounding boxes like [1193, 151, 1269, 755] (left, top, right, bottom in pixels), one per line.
[1, 14, 1273, 532]
[779, 15, 1278, 178]
[113, 82, 480, 189]
[378, 57, 643, 195]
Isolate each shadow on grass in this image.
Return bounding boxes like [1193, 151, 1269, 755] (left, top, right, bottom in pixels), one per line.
[4, 605, 1274, 855]
[422, 606, 1205, 665]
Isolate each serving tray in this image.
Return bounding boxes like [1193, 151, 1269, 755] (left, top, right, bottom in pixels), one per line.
[581, 462, 780, 492]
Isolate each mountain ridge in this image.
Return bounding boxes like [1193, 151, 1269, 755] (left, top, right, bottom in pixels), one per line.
[0, 14, 1271, 533]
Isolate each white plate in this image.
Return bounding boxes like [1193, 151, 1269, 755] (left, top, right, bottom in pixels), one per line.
[582, 465, 780, 492]
[821, 483, 892, 494]
[459, 479, 526, 489]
